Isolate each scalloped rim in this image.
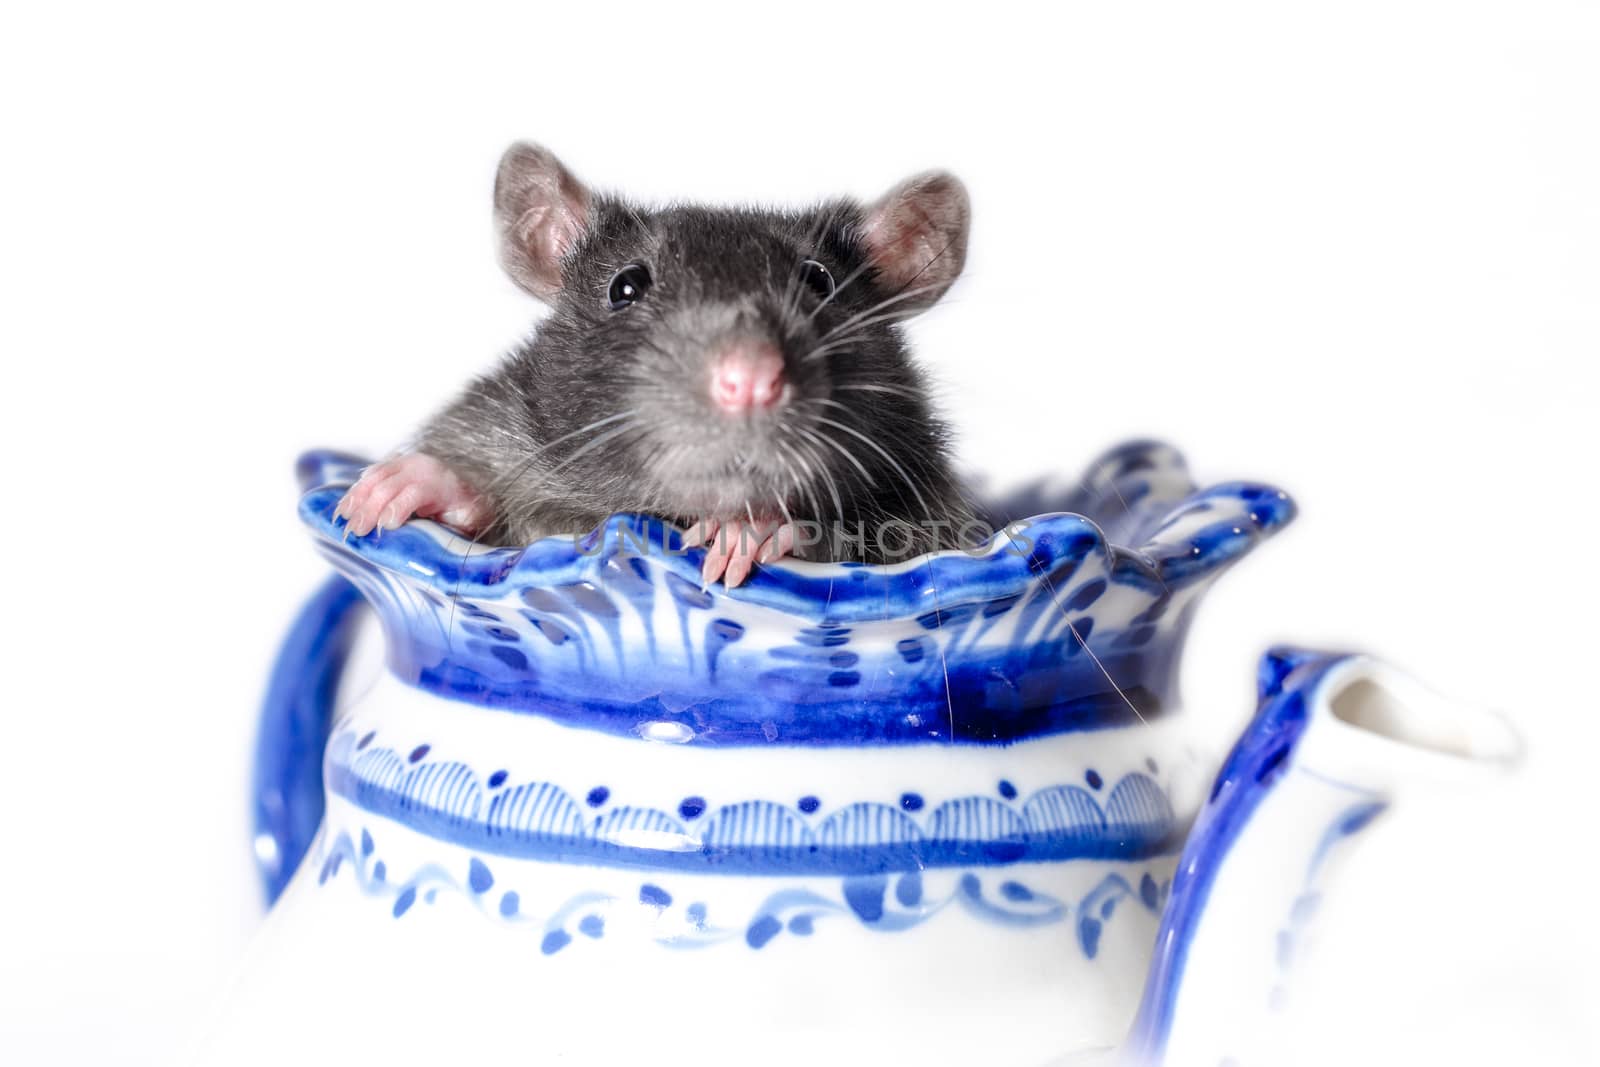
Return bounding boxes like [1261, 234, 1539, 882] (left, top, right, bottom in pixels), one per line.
[295, 447, 1295, 624]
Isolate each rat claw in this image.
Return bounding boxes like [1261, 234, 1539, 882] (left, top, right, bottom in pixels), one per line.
[718, 518, 783, 588]
[701, 540, 730, 585]
[702, 518, 758, 586]
[331, 453, 491, 541]
[756, 523, 798, 565]
[691, 516, 789, 588]
[684, 517, 720, 547]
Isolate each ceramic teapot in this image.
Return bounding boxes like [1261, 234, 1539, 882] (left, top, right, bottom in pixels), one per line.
[203, 442, 1516, 1066]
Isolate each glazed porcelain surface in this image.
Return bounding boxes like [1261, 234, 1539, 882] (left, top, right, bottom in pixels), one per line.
[203, 442, 1515, 1067]
[1124, 647, 1519, 1066]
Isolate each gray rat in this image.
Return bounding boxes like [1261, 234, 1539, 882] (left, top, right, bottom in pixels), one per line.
[336, 141, 976, 586]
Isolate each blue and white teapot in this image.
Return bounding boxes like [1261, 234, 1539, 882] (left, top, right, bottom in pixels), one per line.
[200, 442, 1517, 1066]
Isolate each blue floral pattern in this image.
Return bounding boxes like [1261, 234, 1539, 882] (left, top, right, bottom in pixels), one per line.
[314, 826, 1171, 958]
[325, 728, 1180, 874]
[294, 441, 1295, 746]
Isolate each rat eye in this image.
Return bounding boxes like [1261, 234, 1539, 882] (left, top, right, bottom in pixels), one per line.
[800, 259, 834, 301]
[607, 264, 652, 310]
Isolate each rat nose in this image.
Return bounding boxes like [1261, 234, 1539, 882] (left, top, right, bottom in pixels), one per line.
[710, 342, 786, 413]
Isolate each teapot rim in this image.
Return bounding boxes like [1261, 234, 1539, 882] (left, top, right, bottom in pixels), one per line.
[295, 443, 1295, 627]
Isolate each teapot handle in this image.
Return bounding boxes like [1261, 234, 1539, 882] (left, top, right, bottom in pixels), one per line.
[251, 575, 367, 905]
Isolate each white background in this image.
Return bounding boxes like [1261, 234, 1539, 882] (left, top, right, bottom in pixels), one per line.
[3, 2, 1596, 1064]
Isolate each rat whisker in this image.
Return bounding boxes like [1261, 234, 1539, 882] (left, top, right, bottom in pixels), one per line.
[811, 280, 948, 348]
[778, 210, 833, 322]
[812, 302, 930, 343]
[489, 416, 650, 533]
[776, 431, 826, 530]
[834, 382, 927, 403]
[773, 485, 796, 531]
[794, 422, 878, 492]
[812, 396, 950, 500]
[544, 419, 647, 477]
[799, 305, 934, 365]
[470, 412, 643, 520]
[803, 223, 963, 344]
[808, 257, 876, 319]
[790, 431, 844, 525]
[805, 406, 937, 537]
[804, 223, 957, 341]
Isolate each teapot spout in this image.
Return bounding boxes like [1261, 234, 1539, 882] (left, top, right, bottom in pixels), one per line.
[1124, 647, 1520, 1066]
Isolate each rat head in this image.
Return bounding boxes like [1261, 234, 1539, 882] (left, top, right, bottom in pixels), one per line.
[493, 141, 969, 538]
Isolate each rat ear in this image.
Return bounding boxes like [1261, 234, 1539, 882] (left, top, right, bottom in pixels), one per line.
[494, 142, 592, 302]
[860, 171, 970, 312]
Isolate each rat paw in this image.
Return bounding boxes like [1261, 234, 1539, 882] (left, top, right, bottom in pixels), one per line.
[699, 518, 797, 588]
[334, 453, 493, 538]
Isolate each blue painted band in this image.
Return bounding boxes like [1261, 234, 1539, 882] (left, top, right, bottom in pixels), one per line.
[411, 653, 1170, 745]
[324, 732, 1184, 876]
[315, 824, 1171, 955]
